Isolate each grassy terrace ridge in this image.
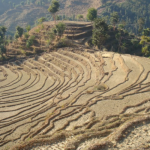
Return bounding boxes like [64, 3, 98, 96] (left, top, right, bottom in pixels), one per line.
[0, 43, 150, 150]
[0, 21, 93, 63]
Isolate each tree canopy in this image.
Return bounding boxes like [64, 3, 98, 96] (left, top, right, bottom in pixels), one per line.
[14, 26, 24, 39]
[110, 12, 119, 30]
[54, 22, 66, 39]
[48, 0, 60, 23]
[77, 14, 84, 21]
[38, 17, 46, 24]
[92, 18, 108, 49]
[87, 8, 97, 22]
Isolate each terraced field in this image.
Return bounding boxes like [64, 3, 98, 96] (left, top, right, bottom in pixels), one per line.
[0, 46, 150, 150]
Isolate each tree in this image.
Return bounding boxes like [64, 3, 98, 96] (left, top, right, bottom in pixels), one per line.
[56, 15, 60, 20]
[0, 26, 7, 44]
[118, 24, 124, 30]
[120, 42, 127, 53]
[115, 32, 122, 52]
[143, 28, 150, 36]
[38, 17, 46, 24]
[48, 0, 60, 24]
[87, 8, 97, 22]
[26, 25, 31, 32]
[77, 14, 84, 21]
[15, 26, 24, 38]
[131, 39, 139, 49]
[0, 44, 6, 57]
[26, 35, 35, 49]
[53, 22, 66, 39]
[0, 26, 7, 55]
[138, 18, 145, 34]
[56, 22, 66, 39]
[139, 36, 150, 56]
[92, 18, 108, 49]
[110, 12, 119, 30]
[0, 26, 7, 38]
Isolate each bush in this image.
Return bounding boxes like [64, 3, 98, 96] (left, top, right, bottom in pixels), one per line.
[21, 50, 26, 56]
[94, 83, 108, 91]
[26, 35, 35, 49]
[55, 37, 73, 48]
[55, 22, 66, 39]
[24, 32, 29, 39]
[131, 39, 139, 48]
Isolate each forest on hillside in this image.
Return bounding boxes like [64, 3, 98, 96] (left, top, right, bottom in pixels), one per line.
[100, 0, 150, 35]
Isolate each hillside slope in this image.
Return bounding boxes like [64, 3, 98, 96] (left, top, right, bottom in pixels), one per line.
[0, 0, 120, 33]
[0, 0, 150, 34]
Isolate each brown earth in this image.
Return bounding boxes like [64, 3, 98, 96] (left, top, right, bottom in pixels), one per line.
[0, 44, 150, 150]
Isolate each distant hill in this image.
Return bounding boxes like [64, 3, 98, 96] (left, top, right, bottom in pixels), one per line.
[0, 0, 150, 34]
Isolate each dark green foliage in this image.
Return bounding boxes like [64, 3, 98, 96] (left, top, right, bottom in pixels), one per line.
[92, 18, 108, 49]
[0, 44, 6, 54]
[140, 36, 150, 56]
[0, 26, 7, 57]
[48, 0, 60, 23]
[100, 0, 150, 35]
[15, 26, 24, 38]
[77, 14, 84, 21]
[24, 32, 29, 39]
[14, 33, 19, 39]
[26, 25, 31, 32]
[138, 18, 145, 34]
[48, 0, 59, 14]
[38, 17, 46, 24]
[131, 39, 140, 48]
[143, 28, 150, 36]
[87, 8, 97, 22]
[55, 22, 66, 38]
[26, 35, 35, 48]
[91, 19, 143, 55]
[110, 12, 119, 30]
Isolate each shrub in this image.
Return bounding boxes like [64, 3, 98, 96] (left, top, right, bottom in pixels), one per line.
[21, 50, 26, 56]
[26, 35, 35, 49]
[94, 83, 108, 91]
[24, 32, 29, 39]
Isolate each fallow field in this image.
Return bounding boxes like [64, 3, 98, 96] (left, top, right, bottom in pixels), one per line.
[0, 22, 150, 150]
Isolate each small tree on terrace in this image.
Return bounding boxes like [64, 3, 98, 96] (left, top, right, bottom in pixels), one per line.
[48, 0, 60, 24]
[26, 25, 31, 32]
[0, 26, 7, 38]
[0, 44, 6, 58]
[38, 17, 46, 24]
[0, 26, 7, 50]
[54, 22, 66, 39]
[14, 26, 24, 39]
[87, 8, 97, 22]
[77, 14, 84, 21]
[92, 18, 108, 49]
[110, 12, 119, 31]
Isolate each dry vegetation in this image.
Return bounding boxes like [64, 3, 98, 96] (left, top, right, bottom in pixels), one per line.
[0, 21, 150, 150]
